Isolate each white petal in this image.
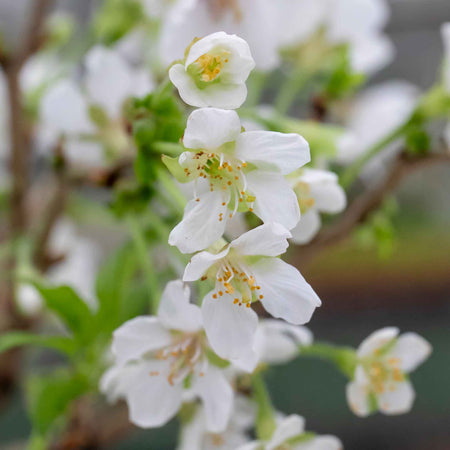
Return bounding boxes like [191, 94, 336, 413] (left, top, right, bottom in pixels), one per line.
[256, 319, 313, 365]
[169, 64, 248, 109]
[377, 380, 415, 415]
[300, 169, 347, 213]
[183, 108, 241, 150]
[346, 381, 370, 417]
[236, 443, 261, 450]
[252, 258, 321, 325]
[290, 210, 321, 245]
[388, 333, 432, 373]
[202, 291, 258, 361]
[350, 33, 394, 76]
[40, 80, 93, 134]
[230, 223, 291, 257]
[235, 131, 310, 175]
[169, 188, 229, 254]
[246, 170, 300, 230]
[112, 316, 171, 365]
[192, 365, 233, 432]
[157, 280, 202, 332]
[230, 346, 260, 373]
[126, 359, 183, 428]
[176, 406, 205, 450]
[357, 327, 399, 358]
[183, 248, 230, 282]
[85, 46, 134, 118]
[298, 435, 343, 450]
[100, 364, 141, 403]
[268, 414, 304, 449]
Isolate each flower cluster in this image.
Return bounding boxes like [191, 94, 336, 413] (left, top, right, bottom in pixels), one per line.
[100, 29, 433, 449]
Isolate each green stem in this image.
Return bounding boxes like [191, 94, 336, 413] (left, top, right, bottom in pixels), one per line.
[152, 141, 184, 156]
[156, 167, 186, 212]
[245, 71, 268, 107]
[251, 372, 277, 441]
[127, 215, 161, 313]
[300, 343, 357, 379]
[275, 69, 312, 114]
[340, 122, 410, 189]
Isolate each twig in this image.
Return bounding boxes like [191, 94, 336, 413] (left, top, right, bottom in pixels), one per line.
[296, 151, 450, 264]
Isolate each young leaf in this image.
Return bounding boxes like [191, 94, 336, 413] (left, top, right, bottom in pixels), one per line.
[95, 244, 138, 332]
[26, 370, 89, 437]
[33, 284, 94, 342]
[0, 332, 76, 356]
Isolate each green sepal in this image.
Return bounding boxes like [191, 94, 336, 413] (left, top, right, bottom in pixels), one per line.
[162, 154, 191, 183]
[205, 348, 231, 369]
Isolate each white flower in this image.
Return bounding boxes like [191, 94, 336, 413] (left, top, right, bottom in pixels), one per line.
[337, 81, 419, 179]
[183, 223, 321, 362]
[237, 414, 342, 450]
[232, 319, 313, 373]
[254, 319, 313, 366]
[271, 0, 327, 50]
[325, 0, 393, 75]
[40, 45, 153, 167]
[289, 169, 346, 245]
[346, 327, 432, 417]
[168, 108, 310, 253]
[101, 280, 233, 431]
[169, 32, 255, 109]
[177, 396, 254, 450]
[160, 0, 280, 72]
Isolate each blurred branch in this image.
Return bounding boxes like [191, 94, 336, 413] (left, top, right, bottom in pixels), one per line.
[297, 150, 450, 264]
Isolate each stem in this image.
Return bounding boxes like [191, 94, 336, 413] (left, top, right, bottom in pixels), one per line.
[340, 123, 409, 189]
[251, 372, 277, 441]
[245, 71, 268, 107]
[275, 69, 311, 114]
[126, 215, 161, 312]
[299, 343, 357, 379]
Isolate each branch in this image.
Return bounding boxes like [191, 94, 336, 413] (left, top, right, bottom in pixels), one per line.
[18, 0, 52, 66]
[296, 150, 450, 264]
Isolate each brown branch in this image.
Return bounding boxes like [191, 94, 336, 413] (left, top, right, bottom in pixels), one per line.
[18, 0, 52, 66]
[296, 151, 450, 264]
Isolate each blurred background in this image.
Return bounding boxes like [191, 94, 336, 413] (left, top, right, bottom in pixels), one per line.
[0, 0, 449, 449]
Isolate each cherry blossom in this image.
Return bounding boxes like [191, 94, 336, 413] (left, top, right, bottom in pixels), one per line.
[346, 327, 432, 417]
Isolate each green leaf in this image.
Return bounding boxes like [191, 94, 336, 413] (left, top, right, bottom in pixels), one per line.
[26, 370, 89, 436]
[33, 284, 94, 342]
[96, 244, 138, 332]
[0, 332, 76, 356]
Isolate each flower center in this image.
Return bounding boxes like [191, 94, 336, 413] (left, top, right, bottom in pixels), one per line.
[183, 151, 256, 221]
[294, 181, 315, 213]
[210, 254, 263, 306]
[194, 50, 230, 82]
[364, 356, 404, 394]
[153, 333, 205, 386]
